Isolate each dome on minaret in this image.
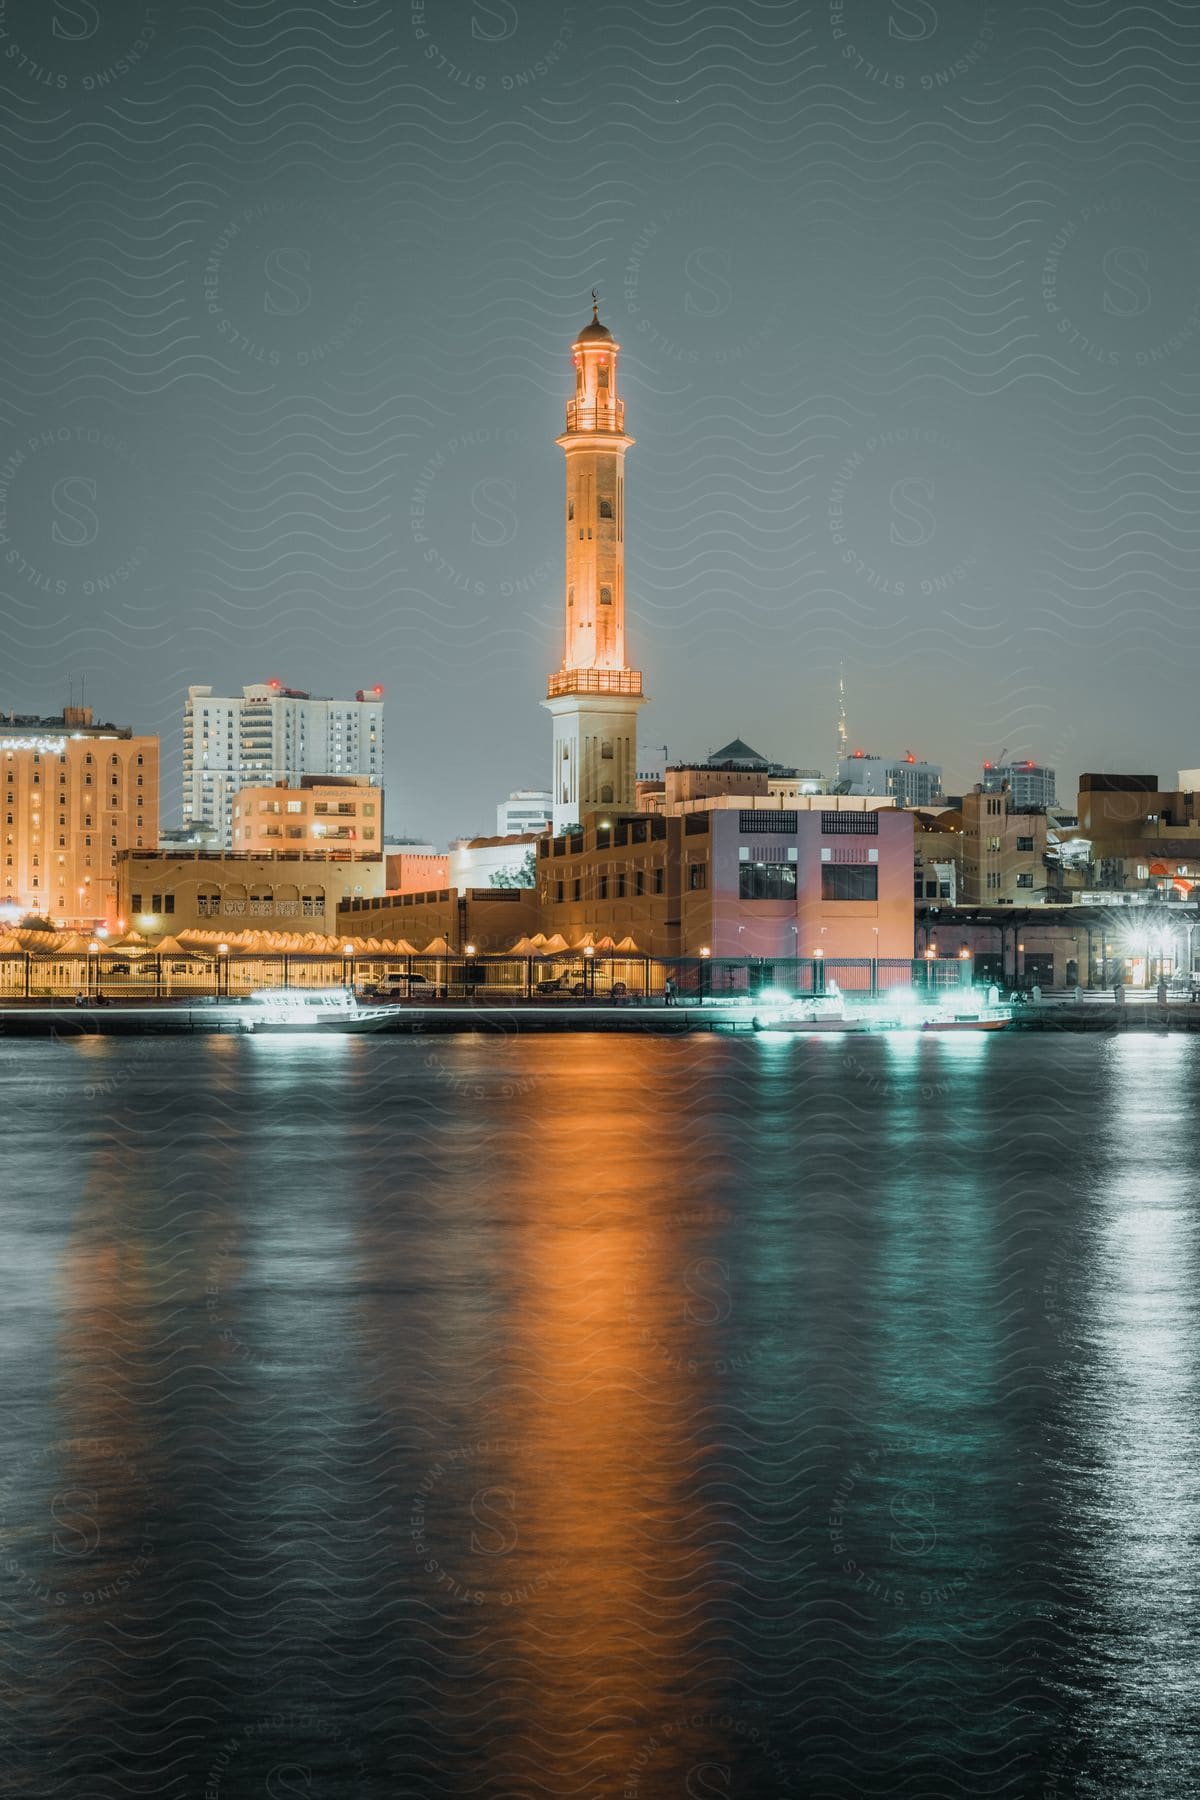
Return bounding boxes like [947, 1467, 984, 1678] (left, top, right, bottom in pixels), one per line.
[576, 292, 614, 343]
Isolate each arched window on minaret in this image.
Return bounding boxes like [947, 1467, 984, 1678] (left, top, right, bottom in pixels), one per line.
[568, 500, 574, 520]
[599, 586, 612, 605]
[599, 498, 613, 519]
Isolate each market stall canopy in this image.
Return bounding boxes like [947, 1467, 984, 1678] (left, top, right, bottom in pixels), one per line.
[614, 936, 640, 952]
[422, 936, 451, 955]
[509, 936, 540, 956]
[55, 932, 93, 954]
[540, 933, 568, 953]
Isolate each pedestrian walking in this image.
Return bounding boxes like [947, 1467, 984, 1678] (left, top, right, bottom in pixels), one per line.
[663, 976, 676, 1007]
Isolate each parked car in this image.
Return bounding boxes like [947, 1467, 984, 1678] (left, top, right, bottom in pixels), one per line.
[361, 972, 432, 999]
[535, 975, 587, 997]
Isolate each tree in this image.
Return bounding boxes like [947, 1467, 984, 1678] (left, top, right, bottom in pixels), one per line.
[489, 848, 537, 889]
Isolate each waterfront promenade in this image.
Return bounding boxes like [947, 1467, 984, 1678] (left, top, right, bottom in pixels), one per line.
[1, 992, 1196, 1035]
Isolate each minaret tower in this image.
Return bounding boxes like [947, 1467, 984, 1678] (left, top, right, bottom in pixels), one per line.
[544, 293, 645, 831]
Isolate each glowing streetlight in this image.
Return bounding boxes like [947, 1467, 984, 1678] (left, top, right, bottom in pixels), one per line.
[699, 946, 711, 958]
[464, 943, 476, 957]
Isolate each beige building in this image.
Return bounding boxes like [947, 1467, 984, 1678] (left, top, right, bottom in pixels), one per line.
[385, 849, 450, 894]
[339, 885, 539, 953]
[959, 786, 1053, 903]
[232, 775, 381, 855]
[1, 706, 159, 928]
[117, 849, 384, 936]
[636, 743, 825, 816]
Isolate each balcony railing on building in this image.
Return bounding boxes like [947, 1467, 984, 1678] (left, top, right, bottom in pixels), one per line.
[564, 400, 625, 433]
[547, 668, 643, 699]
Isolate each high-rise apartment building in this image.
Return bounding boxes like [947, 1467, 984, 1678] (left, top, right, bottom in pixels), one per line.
[837, 752, 943, 808]
[183, 680, 383, 847]
[1, 705, 159, 927]
[496, 790, 554, 835]
[982, 761, 1056, 808]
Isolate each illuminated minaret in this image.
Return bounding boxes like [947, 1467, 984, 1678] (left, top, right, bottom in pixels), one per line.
[544, 293, 645, 831]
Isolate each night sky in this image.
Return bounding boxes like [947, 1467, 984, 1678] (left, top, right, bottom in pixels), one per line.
[2, 0, 1199, 841]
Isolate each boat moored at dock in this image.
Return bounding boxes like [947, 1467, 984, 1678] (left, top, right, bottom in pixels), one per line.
[240, 989, 393, 1032]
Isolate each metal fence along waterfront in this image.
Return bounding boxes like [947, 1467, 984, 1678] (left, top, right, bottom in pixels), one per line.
[0, 952, 975, 1002]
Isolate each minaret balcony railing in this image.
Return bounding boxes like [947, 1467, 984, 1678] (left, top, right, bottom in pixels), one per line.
[547, 668, 643, 698]
[564, 400, 625, 433]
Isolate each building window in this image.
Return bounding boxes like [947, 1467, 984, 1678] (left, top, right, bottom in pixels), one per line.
[131, 893, 142, 913]
[556, 880, 564, 903]
[600, 784, 613, 804]
[1016, 836, 1034, 852]
[986, 835, 1001, 852]
[573, 878, 581, 900]
[617, 873, 626, 898]
[635, 869, 644, 896]
[597, 365, 609, 388]
[568, 585, 574, 607]
[820, 810, 878, 834]
[688, 864, 706, 890]
[821, 865, 878, 901]
[568, 501, 575, 520]
[598, 874, 609, 900]
[1016, 873, 1034, 888]
[740, 862, 797, 901]
[601, 740, 613, 760]
[599, 498, 613, 519]
[599, 586, 612, 605]
[654, 867, 664, 894]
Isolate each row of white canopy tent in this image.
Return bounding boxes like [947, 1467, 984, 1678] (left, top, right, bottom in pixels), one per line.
[0, 926, 644, 958]
[508, 932, 642, 955]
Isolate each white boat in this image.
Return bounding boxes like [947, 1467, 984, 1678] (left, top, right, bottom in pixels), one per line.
[752, 990, 874, 1033]
[751, 982, 1013, 1035]
[240, 989, 392, 1032]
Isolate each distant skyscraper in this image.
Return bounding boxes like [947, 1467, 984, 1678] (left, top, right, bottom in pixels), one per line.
[497, 790, 553, 835]
[836, 665, 848, 771]
[838, 751, 943, 808]
[183, 680, 383, 847]
[544, 296, 644, 831]
[982, 761, 1056, 808]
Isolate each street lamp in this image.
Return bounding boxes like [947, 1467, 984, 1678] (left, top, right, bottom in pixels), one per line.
[342, 942, 355, 990]
[88, 939, 99, 1001]
[217, 942, 229, 998]
[583, 942, 595, 998]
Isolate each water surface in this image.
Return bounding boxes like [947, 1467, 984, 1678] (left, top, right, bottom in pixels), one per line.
[1, 1030, 1198, 1796]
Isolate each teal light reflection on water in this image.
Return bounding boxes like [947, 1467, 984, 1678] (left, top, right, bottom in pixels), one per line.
[1067, 1035, 1200, 1786]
